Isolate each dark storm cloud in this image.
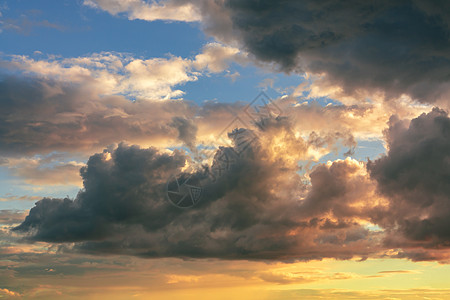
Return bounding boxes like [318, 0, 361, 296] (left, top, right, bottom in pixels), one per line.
[14, 144, 187, 242]
[206, 0, 450, 103]
[368, 108, 450, 248]
[14, 121, 383, 260]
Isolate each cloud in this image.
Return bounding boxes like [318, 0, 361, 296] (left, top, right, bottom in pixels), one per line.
[13, 118, 388, 260]
[3, 43, 244, 100]
[257, 268, 356, 285]
[0, 210, 28, 225]
[80, 1, 450, 106]
[377, 270, 415, 275]
[14, 143, 187, 242]
[0, 13, 64, 35]
[0, 43, 246, 157]
[193, 42, 246, 72]
[11, 110, 450, 261]
[1, 41, 433, 161]
[0, 195, 41, 202]
[301, 158, 381, 220]
[0, 288, 21, 297]
[270, 288, 450, 300]
[5, 156, 84, 186]
[83, 0, 201, 22]
[1, 52, 263, 157]
[5, 68, 442, 261]
[0, 75, 193, 156]
[368, 108, 450, 251]
[79, 1, 450, 105]
[274, 95, 430, 145]
[0, 70, 405, 158]
[143, 0, 450, 105]
[170, 117, 198, 151]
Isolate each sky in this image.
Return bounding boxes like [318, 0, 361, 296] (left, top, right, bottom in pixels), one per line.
[1, 0, 450, 299]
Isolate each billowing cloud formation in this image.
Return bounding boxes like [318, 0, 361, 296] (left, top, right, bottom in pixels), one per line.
[368, 108, 450, 255]
[209, 0, 450, 104]
[14, 144, 186, 242]
[14, 119, 388, 260]
[13, 110, 450, 261]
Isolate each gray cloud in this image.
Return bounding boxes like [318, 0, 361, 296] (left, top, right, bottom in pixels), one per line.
[16, 109, 441, 261]
[170, 116, 198, 151]
[203, 0, 450, 103]
[14, 121, 383, 261]
[14, 144, 187, 242]
[368, 108, 450, 249]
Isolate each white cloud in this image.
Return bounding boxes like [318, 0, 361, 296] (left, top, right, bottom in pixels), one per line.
[83, 0, 201, 22]
[193, 42, 244, 73]
[3, 43, 244, 100]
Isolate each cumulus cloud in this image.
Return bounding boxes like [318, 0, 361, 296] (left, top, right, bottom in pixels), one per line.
[301, 158, 381, 219]
[13, 109, 450, 261]
[14, 144, 188, 242]
[2, 43, 244, 100]
[14, 117, 389, 260]
[193, 42, 246, 72]
[368, 108, 450, 251]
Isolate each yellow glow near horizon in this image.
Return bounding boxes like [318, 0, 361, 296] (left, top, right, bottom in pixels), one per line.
[3, 256, 450, 299]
